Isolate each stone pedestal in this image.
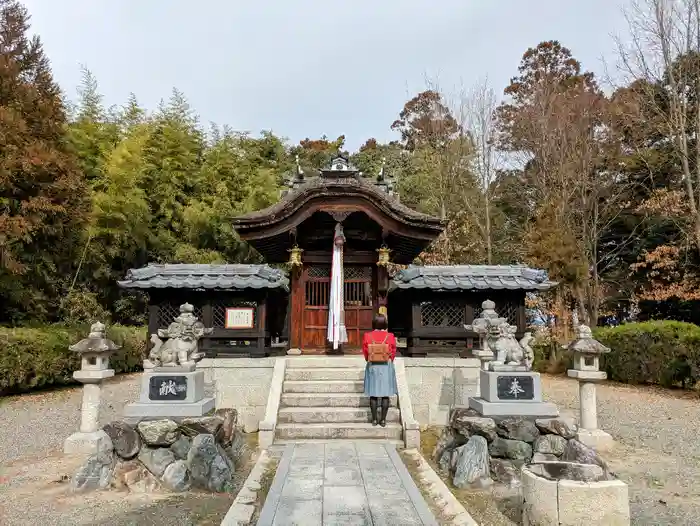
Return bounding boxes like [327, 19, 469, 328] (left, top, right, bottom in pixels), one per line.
[469, 369, 559, 418]
[567, 369, 613, 450]
[124, 368, 214, 421]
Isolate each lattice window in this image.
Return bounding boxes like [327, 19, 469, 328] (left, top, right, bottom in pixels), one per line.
[212, 299, 257, 328]
[305, 280, 330, 306]
[344, 281, 372, 307]
[307, 266, 331, 278]
[345, 266, 372, 280]
[157, 302, 203, 329]
[420, 301, 466, 327]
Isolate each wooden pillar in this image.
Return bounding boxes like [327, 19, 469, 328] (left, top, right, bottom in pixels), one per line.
[289, 266, 304, 350]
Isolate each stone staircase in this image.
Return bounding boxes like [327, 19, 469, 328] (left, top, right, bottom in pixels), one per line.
[274, 357, 403, 445]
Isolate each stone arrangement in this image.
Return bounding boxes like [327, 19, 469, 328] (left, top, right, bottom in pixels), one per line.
[466, 300, 558, 418]
[71, 409, 245, 494]
[64, 322, 120, 455]
[124, 303, 215, 420]
[565, 324, 614, 450]
[433, 408, 617, 490]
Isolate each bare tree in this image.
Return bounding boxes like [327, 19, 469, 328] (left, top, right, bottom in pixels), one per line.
[617, 0, 700, 256]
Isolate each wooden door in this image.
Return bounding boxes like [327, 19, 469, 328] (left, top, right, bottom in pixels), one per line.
[302, 265, 374, 351]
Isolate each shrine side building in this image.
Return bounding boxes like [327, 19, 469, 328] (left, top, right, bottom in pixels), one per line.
[119, 155, 555, 358]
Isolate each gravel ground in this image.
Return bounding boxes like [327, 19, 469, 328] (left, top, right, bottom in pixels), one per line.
[0, 374, 253, 526]
[542, 374, 700, 526]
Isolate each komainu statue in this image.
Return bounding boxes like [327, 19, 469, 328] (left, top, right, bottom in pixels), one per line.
[145, 303, 213, 370]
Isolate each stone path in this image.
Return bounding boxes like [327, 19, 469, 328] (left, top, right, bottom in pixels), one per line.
[257, 441, 438, 526]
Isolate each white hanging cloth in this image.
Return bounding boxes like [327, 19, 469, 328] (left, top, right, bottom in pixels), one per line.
[327, 223, 348, 349]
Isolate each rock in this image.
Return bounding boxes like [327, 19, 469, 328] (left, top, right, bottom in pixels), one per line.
[533, 434, 567, 456]
[111, 460, 141, 490]
[170, 436, 191, 460]
[532, 453, 558, 462]
[452, 416, 497, 442]
[137, 419, 180, 446]
[72, 450, 114, 492]
[535, 417, 578, 439]
[438, 448, 457, 473]
[561, 439, 608, 471]
[564, 463, 606, 482]
[124, 465, 162, 493]
[490, 458, 521, 487]
[187, 434, 233, 492]
[162, 460, 192, 492]
[227, 430, 248, 466]
[179, 416, 224, 439]
[432, 427, 467, 462]
[452, 436, 492, 489]
[103, 421, 141, 460]
[215, 408, 238, 445]
[496, 418, 539, 443]
[489, 438, 533, 462]
[449, 407, 481, 423]
[138, 446, 176, 478]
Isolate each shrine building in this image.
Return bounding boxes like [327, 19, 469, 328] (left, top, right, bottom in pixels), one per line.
[119, 155, 556, 358]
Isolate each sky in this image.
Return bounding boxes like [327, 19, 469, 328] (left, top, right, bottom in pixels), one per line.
[23, 0, 630, 151]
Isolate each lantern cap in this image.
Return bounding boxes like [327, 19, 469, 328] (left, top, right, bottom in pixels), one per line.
[69, 322, 121, 354]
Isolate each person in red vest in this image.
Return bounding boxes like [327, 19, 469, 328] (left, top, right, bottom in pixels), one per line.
[362, 314, 398, 427]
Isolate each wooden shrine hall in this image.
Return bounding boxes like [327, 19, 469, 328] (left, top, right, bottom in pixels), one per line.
[119, 155, 556, 357]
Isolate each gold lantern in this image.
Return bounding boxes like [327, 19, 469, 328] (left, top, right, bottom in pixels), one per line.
[376, 246, 391, 267]
[288, 245, 303, 268]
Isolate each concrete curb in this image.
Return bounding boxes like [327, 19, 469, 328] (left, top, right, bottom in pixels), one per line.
[220, 449, 274, 526]
[403, 448, 480, 526]
[259, 357, 287, 448]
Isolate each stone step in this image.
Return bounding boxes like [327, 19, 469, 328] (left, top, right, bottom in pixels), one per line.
[277, 406, 401, 424]
[286, 357, 365, 369]
[283, 380, 364, 394]
[280, 393, 397, 408]
[275, 422, 403, 440]
[285, 368, 365, 381]
[273, 438, 404, 449]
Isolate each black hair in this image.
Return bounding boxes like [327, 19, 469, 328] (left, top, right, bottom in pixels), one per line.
[372, 314, 388, 330]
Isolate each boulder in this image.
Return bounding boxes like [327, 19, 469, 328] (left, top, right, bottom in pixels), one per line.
[490, 458, 521, 487]
[532, 453, 558, 462]
[72, 450, 114, 493]
[432, 427, 467, 462]
[496, 418, 539, 443]
[533, 434, 567, 456]
[449, 407, 481, 423]
[138, 446, 176, 478]
[452, 416, 497, 442]
[124, 465, 162, 493]
[535, 417, 577, 439]
[179, 416, 224, 439]
[452, 436, 492, 489]
[162, 460, 192, 492]
[564, 462, 606, 482]
[170, 436, 192, 461]
[111, 460, 141, 490]
[215, 408, 238, 445]
[103, 421, 141, 460]
[438, 448, 457, 474]
[561, 439, 608, 471]
[227, 430, 248, 466]
[137, 419, 180, 446]
[187, 434, 233, 492]
[489, 437, 533, 462]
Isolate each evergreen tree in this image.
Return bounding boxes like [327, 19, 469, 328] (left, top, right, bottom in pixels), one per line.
[0, 0, 89, 322]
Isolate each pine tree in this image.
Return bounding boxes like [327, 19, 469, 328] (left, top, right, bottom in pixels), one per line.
[0, 0, 90, 321]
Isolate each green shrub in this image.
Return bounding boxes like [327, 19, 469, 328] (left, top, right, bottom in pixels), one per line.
[595, 320, 700, 388]
[0, 324, 146, 395]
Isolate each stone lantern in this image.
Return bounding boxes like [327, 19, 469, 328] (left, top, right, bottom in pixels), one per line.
[566, 324, 614, 450]
[64, 322, 120, 455]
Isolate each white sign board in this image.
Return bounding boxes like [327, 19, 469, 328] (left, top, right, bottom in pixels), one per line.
[225, 307, 254, 329]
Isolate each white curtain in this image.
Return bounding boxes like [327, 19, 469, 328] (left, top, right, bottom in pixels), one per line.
[327, 223, 348, 349]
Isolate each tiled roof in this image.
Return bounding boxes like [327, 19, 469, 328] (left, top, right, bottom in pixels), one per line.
[118, 264, 289, 292]
[390, 265, 557, 292]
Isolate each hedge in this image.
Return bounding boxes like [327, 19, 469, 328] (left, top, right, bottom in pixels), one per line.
[533, 320, 700, 389]
[0, 324, 146, 395]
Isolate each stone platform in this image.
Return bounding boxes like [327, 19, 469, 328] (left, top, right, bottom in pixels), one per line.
[256, 441, 438, 526]
[468, 369, 558, 418]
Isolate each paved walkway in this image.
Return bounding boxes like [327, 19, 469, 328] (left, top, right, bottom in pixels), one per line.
[257, 442, 438, 526]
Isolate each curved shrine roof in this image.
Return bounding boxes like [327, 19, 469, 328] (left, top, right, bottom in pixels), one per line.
[390, 265, 557, 292]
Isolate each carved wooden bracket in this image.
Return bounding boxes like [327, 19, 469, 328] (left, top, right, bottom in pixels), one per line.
[328, 211, 351, 223]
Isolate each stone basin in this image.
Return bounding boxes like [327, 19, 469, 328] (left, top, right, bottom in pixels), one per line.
[522, 462, 630, 526]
